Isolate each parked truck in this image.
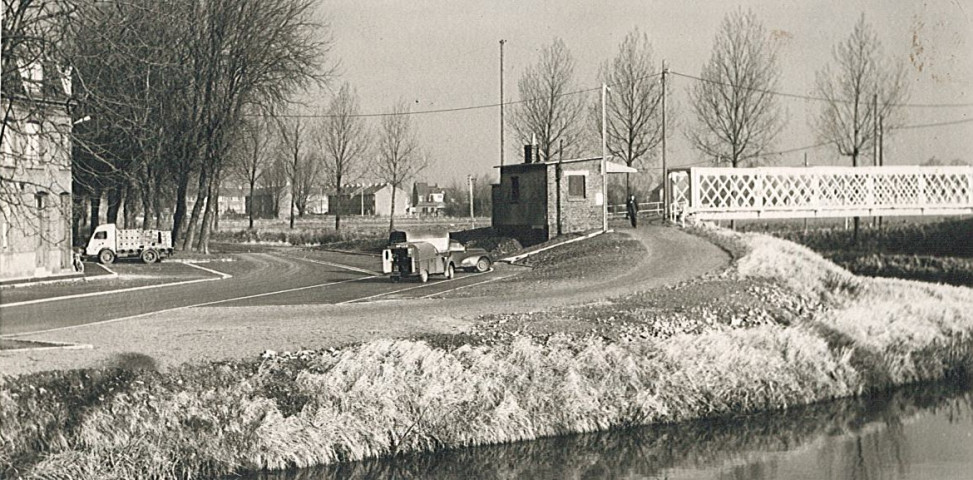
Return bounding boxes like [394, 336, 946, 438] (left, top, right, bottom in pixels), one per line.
[84, 223, 173, 264]
[382, 227, 492, 282]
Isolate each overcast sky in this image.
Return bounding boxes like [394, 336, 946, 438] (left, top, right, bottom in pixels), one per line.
[310, 0, 972, 187]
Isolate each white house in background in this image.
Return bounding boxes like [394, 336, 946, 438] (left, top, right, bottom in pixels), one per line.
[329, 183, 409, 217]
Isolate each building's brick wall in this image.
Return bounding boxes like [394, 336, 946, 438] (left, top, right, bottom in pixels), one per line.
[546, 158, 603, 238]
[493, 158, 605, 244]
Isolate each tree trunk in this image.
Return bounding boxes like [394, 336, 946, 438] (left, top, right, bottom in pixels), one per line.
[141, 165, 154, 230]
[172, 172, 190, 246]
[123, 181, 138, 228]
[334, 183, 342, 231]
[196, 174, 216, 253]
[182, 167, 208, 251]
[89, 187, 101, 232]
[248, 179, 255, 230]
[153, 173, 163, 229]
[106, 184, 122, 224]
[388, 185, 396, 231]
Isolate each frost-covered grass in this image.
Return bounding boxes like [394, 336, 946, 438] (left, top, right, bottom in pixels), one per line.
[3, 225, 973, 479]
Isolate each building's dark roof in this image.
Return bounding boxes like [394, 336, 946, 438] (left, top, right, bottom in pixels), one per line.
[413, 182, 445, 196]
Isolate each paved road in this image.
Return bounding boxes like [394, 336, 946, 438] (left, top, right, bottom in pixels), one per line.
[0, 248, 508, 337]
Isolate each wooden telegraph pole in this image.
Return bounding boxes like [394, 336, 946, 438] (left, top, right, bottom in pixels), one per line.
[661, 60, 669, 221]
[499, 39, 506, 180]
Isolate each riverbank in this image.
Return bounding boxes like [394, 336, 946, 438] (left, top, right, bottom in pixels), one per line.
[3, 225, 972, 479]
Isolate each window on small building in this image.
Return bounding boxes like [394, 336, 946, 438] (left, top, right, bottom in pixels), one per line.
[568, 175, 586, 199]
[510, 176, 520, 203]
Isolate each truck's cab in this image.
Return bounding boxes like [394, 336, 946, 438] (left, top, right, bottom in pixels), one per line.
[84, 224, 117, 260]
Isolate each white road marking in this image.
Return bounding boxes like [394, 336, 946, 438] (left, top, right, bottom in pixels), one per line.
[0, 264, 232, 309]
[282, 254, 379, 275]
[337, 280, 440, 304]
[94, 262, 116, 275]
[184, 262, 232, 279]
[341, 269, 498, 304]
[500, 229, 610, 263]
[2, 275, 379, 337]
[420, 271, 505, 298]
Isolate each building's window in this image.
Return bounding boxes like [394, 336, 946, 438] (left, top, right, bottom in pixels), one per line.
[36, 192, 48, 247]
[510, 176, 520, 203]
[568, 175, 586, 199]
[25, 120, 41, 164]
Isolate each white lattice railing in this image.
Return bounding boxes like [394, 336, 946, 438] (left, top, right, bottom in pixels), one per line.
[668, 166, 973, 221]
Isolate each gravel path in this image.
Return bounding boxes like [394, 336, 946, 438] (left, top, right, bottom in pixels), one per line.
[0, 223, 729, 375]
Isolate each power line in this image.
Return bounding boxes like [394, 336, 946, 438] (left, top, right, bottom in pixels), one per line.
[668, 70, 973, 108]
[266, 86, 603, 119]
[253, 72, 666, 119]
[890, 117, 973, 130]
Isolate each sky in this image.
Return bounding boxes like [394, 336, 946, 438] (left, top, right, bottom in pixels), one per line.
[307, 0, 972, 188]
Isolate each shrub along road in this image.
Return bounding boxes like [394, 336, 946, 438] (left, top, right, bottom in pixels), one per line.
[0, 221, 729, 375]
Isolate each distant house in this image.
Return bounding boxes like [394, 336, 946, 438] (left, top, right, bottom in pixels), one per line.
[218, 185, 248, 215]
[329, 183, 409, 217]
[411, 182, 446, 216]
[492, 145, 635, 244]
[0, 59, 74, 281]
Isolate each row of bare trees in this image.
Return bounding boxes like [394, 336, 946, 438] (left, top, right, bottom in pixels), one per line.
[61, 0, 332, 253]
[509, 10, 908, 197]
[224, 91, 426, 233]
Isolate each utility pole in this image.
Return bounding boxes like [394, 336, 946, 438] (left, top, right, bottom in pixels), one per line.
[804, 152, 809, 233]
[499, 39, 506, 180]
[872, 93, 879, 167]
[661, 60, 669, 222]
[468, 174, 475, 229]
[601, 82, 609, 232]
[872, 92, 879, 228]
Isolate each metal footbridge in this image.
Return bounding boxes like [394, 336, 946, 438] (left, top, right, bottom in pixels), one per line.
[667, 166, 973, 221]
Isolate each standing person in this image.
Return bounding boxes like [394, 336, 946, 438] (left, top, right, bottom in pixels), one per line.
[626, 194, 639, 228]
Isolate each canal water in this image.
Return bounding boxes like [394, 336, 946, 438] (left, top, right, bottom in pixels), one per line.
[243, 380, 973, 480]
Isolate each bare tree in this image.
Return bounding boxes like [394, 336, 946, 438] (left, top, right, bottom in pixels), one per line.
[815, 14, 908, 242]
[509, 38, 586, 163]
[815, 14, 908, 168]
[228, 116, 274, 229]
[278, 117, 318, 227]
[689, 8, 784, 167]
[260, 156, 289, 218]
[318, 83, 368, 231]
[374, 102, 426, 231]
[594, 28, 665, 195]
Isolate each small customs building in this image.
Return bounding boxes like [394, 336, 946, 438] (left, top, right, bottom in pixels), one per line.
[492, 147, 636, 244]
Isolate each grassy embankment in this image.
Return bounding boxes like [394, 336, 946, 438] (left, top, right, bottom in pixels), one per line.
[3, 225, 973, 479]
[751, 217, 973, 287]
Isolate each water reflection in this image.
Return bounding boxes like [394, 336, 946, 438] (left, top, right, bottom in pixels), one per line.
[240, 381, 973, 480]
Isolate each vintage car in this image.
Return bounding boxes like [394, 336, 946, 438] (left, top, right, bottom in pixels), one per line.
[382, 227, 492, 282]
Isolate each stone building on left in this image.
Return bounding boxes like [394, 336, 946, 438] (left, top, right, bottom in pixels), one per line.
[1, 59, 74, 281]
